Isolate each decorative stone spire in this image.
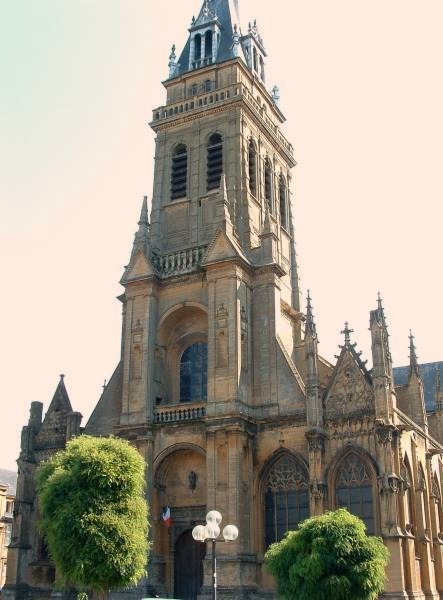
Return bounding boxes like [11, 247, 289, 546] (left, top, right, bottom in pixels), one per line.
[305, 290, 317, 339]
[130, 196, 150, 259]
[304, 290, 321, 429]
[435, 366, 443, 412]
[409, 330, 420, 378]
[168, 44, 178, 78]
[232, 23, 240, 56]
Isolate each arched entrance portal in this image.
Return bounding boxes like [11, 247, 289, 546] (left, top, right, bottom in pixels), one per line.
[174, 529, 206, 599]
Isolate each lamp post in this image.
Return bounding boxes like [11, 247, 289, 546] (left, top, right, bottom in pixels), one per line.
[192, 510, 239, 600]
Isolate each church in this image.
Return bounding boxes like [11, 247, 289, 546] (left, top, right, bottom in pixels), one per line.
[5, 1, 443, 599]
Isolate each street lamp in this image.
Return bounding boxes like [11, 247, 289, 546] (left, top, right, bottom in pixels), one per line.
[192, 510, 239, 600]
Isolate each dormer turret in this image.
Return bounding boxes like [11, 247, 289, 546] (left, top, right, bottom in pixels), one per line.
[241, 19, 267, 83]
[188, 1, 222, 71]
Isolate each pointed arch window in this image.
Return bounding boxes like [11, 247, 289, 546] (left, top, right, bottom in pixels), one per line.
[207, 133, 223, 191]
[279, 175, 288, 229]
[264, 158, 273, 212]
[264, 454, 309, 548]
[335, 453, 375, 534]
[171, 144, 188, 200]
[248, 139, 257, 196]
[180, 342, 207, 403]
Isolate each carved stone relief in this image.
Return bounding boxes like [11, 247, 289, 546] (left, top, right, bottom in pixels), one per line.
[324, 352, 374, 420]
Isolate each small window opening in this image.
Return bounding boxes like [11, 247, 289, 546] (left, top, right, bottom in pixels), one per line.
[253, 47, 258, 72]
[207, 133, 223, 191]
[180, 342, 208, 403]
[194, 34, 202, 62]
[205, 79, 212, 92]
[171, 144, 188, 200]
[205, 30, 213, 58]
[259, 55, 265, 81]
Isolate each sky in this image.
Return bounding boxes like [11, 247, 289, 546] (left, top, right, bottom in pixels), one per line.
[1, 0, 442, 471]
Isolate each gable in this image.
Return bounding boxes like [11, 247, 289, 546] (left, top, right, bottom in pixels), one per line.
[324, 350, 374, 420]
[122, 249, 153, 282]
[201, 226, 249, 267]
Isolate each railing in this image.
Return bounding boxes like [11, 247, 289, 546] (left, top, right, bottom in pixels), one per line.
[151, 245, 207, 278]
[151, 83, 294, 157]
[154, 403, 206, 424]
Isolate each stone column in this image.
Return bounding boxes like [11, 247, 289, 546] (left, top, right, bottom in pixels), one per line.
[306, 430, 327, 516]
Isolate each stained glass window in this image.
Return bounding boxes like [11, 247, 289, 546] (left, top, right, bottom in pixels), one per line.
[180, 343, 207, 403]
[264, 455, 309, 548]
[335, 453, 374, 534]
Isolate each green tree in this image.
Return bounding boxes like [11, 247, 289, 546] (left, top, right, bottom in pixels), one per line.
[37, 435, 149, 597]
[265, 508, 389, 600]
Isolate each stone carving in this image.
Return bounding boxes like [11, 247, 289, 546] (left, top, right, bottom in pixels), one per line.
[265, 456, 308, 492]
[310, 479, 327, 500]
[305, 431, 325, 452]
[375, 423, 397, 446]
[378, 473, 400, 494]
[324, 352, 374, 419]
[325, 415, 375, 440]
[431, 474, 441, 500]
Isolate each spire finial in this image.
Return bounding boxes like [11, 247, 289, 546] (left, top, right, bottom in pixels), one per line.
[272, 85, 280, 106]
[138, 195, 149, 226]
[341, 322, 353, 347]
[131, 195, 150, 258]
[60, 374, 65, 380]
[409, 330, 420, 376]
[305, 290, 317, 338]
[168, 44, 178, 78]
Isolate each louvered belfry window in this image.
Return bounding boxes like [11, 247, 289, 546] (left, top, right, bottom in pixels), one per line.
[207, 133, 223, 191]
[248, 139, 257, 196]
[171, 144, 188, 200]
[264, 158, 273, 212]
[279, 175, 287, 228]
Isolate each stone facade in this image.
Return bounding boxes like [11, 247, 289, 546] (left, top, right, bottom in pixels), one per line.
[0, 470, 16, 590]
[5, 1, 443, 599]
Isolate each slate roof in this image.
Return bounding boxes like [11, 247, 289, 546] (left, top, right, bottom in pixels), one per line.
[393, 361, 443, 412]
[0, 469, 17, 496]
[175, 0, 246, 77]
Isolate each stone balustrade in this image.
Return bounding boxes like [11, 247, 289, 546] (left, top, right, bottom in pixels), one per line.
[153, 403, 206, 424]
[151, 245, 207, 278]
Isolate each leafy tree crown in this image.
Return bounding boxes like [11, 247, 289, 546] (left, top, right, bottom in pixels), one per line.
[265, 508, 389, 600]
[37, 435, 149, 592]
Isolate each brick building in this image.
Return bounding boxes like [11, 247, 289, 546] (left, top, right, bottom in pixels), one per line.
[5, 1, 443, 598]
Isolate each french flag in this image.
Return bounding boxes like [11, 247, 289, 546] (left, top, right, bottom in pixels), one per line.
[162, 506, 172, 528]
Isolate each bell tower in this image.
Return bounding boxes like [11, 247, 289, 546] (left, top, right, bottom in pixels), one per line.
[115, 0, 303, 596]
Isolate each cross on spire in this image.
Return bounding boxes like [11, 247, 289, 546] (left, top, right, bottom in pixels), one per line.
[341, 322, 354, 347]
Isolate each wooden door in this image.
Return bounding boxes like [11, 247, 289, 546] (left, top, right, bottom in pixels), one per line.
[174, 529, 206, 599]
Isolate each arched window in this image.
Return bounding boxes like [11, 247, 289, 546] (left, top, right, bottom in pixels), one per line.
[207, 133, 223, 191]
[335, 453, 375, 534]
[205, 30, 213, 59]
[264, 158, 273, 212]
[204, 79, 212, 92]
[264, 454, 309, 548]
[171, 144, 188, 200]
[279, 175, 287, 228]
[248, 139, 257, 196]
[194, 34, 202, 63]
[180, 342, 207, 403]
